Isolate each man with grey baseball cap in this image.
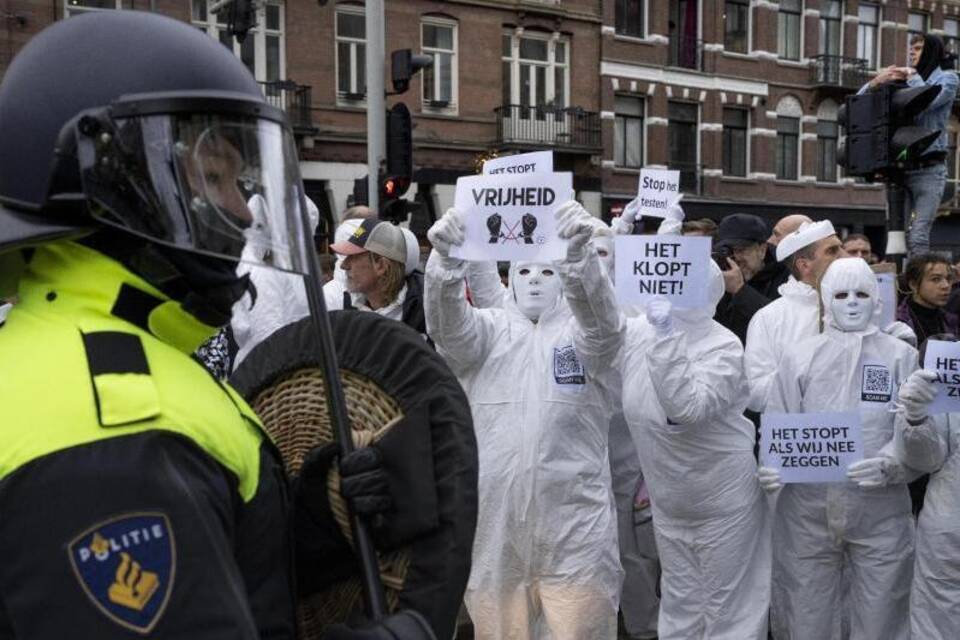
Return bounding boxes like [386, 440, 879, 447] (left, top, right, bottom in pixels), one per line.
[330, 218, 427, 333]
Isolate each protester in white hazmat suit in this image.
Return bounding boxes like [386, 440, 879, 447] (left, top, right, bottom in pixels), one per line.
[600, 211, 664, 640]
[759, 257, 923, 640]
[744, 220, 846, 412]
[618, 243, 771, 639]
[745, 222, 917, 413]
[229, 195, 319, 369]
[884, 336, 960, 639]
[424, 201, 624, 640]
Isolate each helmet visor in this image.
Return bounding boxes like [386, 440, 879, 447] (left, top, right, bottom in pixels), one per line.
[78, 110, 309, 274]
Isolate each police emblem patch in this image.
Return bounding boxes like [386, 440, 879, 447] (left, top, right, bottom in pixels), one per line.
[68, 512, 175, 635]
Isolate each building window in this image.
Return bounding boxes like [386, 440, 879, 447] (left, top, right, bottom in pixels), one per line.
[422, 20, 457, 110]
[908, 12, 929, 60]
[65, 0, 120, 17]
[615, 0, 644, 39]
[668, 101, 699, 192]
[724, 0, 749, 54]
[501, 32, 569, 110]
[819, 0, 842, 56]
[722, 107, 748, 177]
[191, 1, 284, 83]
[615, 95, 644, 168]
[817, 120, 838, 182]
[946, 19, 960, 70]
[857, 3, 880, 69]
[335, 6, 366, 100]
[778, 0, 802, 61]
[777, 117, 800, 180]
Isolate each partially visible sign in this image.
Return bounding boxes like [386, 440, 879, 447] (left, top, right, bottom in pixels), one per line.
[614, 235, 711, 308]
[636, 169, 682, 218]
[483, 151, 553, 176]
[923, 339, 960, 414]
[876, 272, 897, 329]
[761, 412, 863, 483]
[451, 172, 572, 261]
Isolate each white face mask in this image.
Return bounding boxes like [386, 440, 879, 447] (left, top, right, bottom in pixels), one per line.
[512, 262, 561, 321]
[829, 288, 875, 332]
[593, 236, 614, 282]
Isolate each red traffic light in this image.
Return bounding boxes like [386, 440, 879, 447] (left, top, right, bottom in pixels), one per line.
[383, 177, 398, 197]
[381, 175, 410, 200]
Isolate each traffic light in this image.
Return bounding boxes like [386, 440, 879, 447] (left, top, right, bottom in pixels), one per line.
[386, 103, 412, 183]
[391, 49, 433, 94]
[838, 82, 942, 178]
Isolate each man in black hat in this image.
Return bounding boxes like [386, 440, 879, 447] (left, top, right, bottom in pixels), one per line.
[713, 213, 773, 344]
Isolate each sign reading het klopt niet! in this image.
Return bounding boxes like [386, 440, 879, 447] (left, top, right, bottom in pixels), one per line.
[614, 235, 711, 308]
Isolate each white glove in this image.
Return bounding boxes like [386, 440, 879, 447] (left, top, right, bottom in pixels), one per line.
[646, 297, 673, 335]
[846, 456, 906, 488]
[612, 197, 640, 235]
[757, 466, 782, 493]
[555, 200, 595, 262]
[664, 194, 685, 221]
[898, 369, 939, 424]
[882, 321, 917, 347]
[657, 218, 682, 236]
[427, 208, 465, 258]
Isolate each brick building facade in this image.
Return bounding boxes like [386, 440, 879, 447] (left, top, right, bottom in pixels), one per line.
[4, 1, 960, 252]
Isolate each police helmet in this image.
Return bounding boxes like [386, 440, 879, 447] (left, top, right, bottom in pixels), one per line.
[0, 11, 310, 275]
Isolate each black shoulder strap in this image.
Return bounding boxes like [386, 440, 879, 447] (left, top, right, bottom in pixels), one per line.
[80, 330, 160, 427]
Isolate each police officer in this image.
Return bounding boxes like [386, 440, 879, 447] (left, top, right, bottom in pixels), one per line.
[0, 11, 429, 639]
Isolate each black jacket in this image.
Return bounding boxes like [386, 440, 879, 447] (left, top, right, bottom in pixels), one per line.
[749, 245, 790, 301]
[713, 283, 771, 345]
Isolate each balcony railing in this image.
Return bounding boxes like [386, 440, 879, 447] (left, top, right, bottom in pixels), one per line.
[809, 55, 870, 90]
[495, 104, 602, 150]
[668, 36, 703, 71]
[259, 80, 314, 133]
[667, 161, 703, 195]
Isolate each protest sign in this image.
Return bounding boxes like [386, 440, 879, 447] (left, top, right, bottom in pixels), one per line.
[876, 272, 896, 329]
[922, 339, 960, 413]
[761, 412, 863, 483]
[483, 151, 553, 176]
[450, 172, 571, 261]
[636, 169, 682, 218]
[613, 235, 711, 308]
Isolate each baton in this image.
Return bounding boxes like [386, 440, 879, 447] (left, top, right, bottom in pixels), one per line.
[295, 191, 389, 620]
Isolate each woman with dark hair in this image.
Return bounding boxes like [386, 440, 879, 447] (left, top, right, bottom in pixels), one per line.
[860, 34, 959, 255]
[897, 253, 959, 347]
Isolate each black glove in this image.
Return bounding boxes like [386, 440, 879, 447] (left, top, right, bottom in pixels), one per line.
[293, 443, 393, 595]
[486, 213, 502, 243]
[340, 445, 393, 526]
[322, 610, 437, 640]
[521, 213, 537, 244]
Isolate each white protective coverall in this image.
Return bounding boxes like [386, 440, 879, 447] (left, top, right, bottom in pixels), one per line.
[424, 240, 624, 640]
[595, 227, 660, 639]
[230, 196, 319, 369]
[620, 262, 771, 640]
[464, 225, 660, 639]
[893, 410, 960, 638]
[766, 258, 918, 640]
[744, 276, 820, 412]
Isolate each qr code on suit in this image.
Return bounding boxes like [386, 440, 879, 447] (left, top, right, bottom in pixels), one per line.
[861, 364, 892, 402]
[553, 345, 585, 385]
